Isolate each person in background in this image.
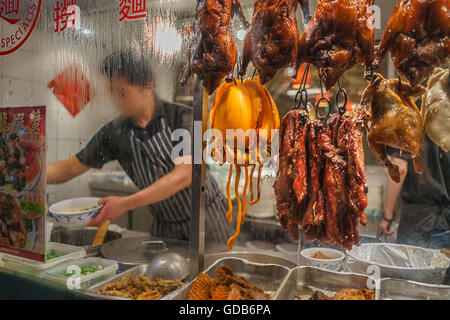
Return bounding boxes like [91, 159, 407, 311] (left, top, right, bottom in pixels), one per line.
[47, 50, 234, 245]
[379, 136, 449, 250]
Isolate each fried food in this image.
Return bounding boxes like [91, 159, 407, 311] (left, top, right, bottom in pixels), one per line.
[96, 271, 183, 300]
[188, 265, 271, 300]
[311, 288, 375, 300]
[188, 273, 216, 300]
[312, 251, 332, 260]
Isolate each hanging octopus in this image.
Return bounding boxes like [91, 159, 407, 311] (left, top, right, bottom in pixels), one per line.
[209, 77, 280, 249]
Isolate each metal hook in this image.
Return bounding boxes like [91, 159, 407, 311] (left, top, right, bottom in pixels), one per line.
[293, 64, 310, 110]
[336, 80, 348, 116]
[315, 97, 331, 121]
[251, 69, 257, 80]
[315, 75, 331, 121]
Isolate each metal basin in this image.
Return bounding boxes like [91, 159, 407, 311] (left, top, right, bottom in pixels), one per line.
[51, 227, 122, 257]
[204, 250, 297, 269]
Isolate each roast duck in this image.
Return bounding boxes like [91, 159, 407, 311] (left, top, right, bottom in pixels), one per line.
[298, 0, 375, 90]
[422, 68, 450, 152]
[210, 77, 280, 249]
[239, 0, 312, 84]
[181, 0, 249, 95]
[273, 106, 368, 250]
[360, 73, 426, 183]
[374, 0, 450, 86]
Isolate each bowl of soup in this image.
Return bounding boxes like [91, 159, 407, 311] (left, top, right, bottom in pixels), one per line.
[49, 197, 103, 227]
[300, 247, 345, 271]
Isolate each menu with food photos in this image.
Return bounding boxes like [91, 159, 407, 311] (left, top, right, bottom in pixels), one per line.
[0, 106, 47, 262]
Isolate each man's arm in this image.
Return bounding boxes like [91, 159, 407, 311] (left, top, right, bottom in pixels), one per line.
[47, 156, 90, 185]
[379, 156, 408, 234]
[87, 156, 192, 227]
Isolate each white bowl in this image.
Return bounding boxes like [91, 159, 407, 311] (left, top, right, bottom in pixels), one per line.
[48, 197, 102, 227]
[300, 247, 345, 271]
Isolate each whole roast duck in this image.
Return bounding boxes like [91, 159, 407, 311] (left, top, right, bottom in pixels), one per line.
[360, 73, 426, 183]
[422, 68, 450, 152]
[239, 0, 311, 84]
[181, 0, 249, 95]
[298, 0, 375, 90]
[374, 0, 450, 86]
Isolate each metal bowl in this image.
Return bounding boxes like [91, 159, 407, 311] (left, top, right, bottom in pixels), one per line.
[51, 227, 122, 257]
[150, 252, 189, 281]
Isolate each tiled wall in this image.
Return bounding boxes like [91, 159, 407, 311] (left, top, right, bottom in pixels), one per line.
[0, 30, 119, 204]
[1, 26, 179, 206]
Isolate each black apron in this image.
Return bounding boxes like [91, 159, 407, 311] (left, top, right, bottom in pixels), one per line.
[396, 138, 450, 248]
[128, 117, 234, 243]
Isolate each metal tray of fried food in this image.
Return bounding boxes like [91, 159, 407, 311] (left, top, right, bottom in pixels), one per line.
[84, 264, 185, 300]
[378, 278, 450, 300]
[164, 257, 290, 300]
[273, 266, 378, 300]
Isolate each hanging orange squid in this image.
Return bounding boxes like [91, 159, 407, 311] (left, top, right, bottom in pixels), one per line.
[209, 77, 280, 249]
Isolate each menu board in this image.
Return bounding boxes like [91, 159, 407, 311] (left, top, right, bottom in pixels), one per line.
[0, 106, 46, 262]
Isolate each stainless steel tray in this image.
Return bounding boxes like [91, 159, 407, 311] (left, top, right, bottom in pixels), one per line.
[164, 257, 290, 300]
[84, 264, 185, 300]
[273, 266, 378, 300]
[378, 278, 450, 300]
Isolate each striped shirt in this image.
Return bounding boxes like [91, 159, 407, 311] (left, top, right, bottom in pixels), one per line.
[76, 100, 234, 243]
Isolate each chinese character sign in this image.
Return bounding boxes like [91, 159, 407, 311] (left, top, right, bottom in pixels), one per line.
[54, 0, 77, 32]
[119, 0, 146, 22]
[0, 0, 21, 24]
[0, 0, 42, 56]
[0, 106, 47, 262]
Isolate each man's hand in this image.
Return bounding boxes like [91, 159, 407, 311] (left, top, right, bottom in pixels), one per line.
[87, 196, 130, 227]
[378, 218, 394, 235]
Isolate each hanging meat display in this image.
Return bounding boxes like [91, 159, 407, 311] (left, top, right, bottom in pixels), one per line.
[239, 0, 311, 84]
[273, 103, 368, 250]
[298, 0, 375, 90]
[373, 0, 450, 86]
[360, 73, 426, 183]
[422, 68, 450, 152]
[210, 77, 280, 249]
[181, 0, 249, 95]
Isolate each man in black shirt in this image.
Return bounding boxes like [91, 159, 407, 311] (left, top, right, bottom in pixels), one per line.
[47, 50, 234, 244]
[379, 136, 450, 250]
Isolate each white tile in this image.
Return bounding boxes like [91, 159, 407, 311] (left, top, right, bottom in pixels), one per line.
[1, 77, 33, 106]
[46, 138, 58, 164]
[2, 50, 33, 80]
[31, 51, 54, 84]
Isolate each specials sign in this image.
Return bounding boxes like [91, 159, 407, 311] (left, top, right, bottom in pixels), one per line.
[0, 106, 47, 262]
[0, 0, 42, 55]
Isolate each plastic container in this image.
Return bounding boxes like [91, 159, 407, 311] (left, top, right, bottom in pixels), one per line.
[46, 221, 54, 243]
[43, 257, 119, 290]
[0, 242, 86, 277]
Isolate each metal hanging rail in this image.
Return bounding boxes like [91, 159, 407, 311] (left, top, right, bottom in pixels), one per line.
[189, 76, 207, 280]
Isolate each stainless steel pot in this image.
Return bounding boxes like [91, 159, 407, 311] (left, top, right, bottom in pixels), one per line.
[51, 227, 122, 257]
